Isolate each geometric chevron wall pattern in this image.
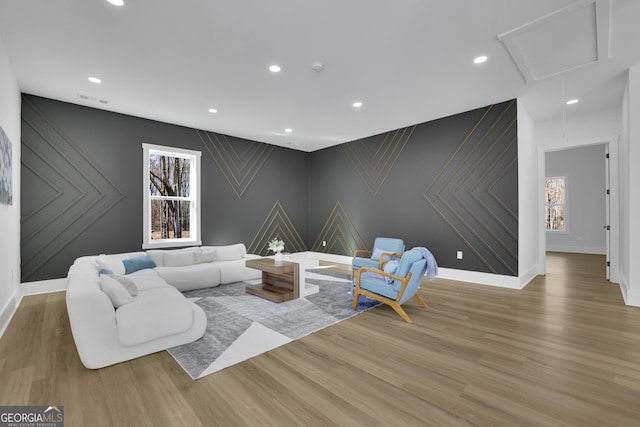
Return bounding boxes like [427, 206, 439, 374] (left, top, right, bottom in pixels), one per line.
[21, 97, 125, 281]
[309, 201, 368, 255]
[20, 95, 519, 281]
[342, 125, 416, 197]
[197, 129, 274, 199]
[423, 100, 518, 275]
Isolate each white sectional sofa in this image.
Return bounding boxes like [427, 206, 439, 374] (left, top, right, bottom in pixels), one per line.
[66, 244, 262, 369]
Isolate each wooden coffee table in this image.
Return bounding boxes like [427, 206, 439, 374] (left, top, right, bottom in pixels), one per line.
[245, 256, 320, 303]
[245, 258, 299, 303]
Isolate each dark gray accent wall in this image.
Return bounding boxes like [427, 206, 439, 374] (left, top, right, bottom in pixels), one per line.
[308, 100, 518, 276]
[21, 95, 518, 281]
[20, 95, 309, 281]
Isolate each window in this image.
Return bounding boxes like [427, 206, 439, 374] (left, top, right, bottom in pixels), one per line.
[143, 143, 201, 249]
[545, 176, 566, 232]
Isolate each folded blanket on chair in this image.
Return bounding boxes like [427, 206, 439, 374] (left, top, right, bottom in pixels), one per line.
[411, 246, 438, 280]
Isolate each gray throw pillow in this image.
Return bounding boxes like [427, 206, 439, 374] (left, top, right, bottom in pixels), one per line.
[111, 275, 139, 296]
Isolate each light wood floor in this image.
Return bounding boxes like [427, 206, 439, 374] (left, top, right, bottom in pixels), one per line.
[2, 252, 640, 426]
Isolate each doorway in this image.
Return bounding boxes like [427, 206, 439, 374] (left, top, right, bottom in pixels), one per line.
[538, 138, 619, 283]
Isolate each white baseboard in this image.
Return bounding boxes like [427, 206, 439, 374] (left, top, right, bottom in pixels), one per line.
[21, 278, 68, 296]
[436, 268, 527, 289]
[619, 273, 640, 307]
[11, 252, 539, 301]
[306, 251, 530, 290]
[546, 245, 606, 255]
[0, 291, 20, 339]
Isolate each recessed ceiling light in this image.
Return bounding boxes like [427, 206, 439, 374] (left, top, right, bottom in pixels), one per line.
[566, 99, 579, 105]
[88, 76, 101, 84]
[208, 108, 218, 113]
[269, 65, 281, 73]
[107, 0, 124, 6]
[353, 101, 363, 108]
[284, 128, 292, 133]
[473, 55, 488, 64]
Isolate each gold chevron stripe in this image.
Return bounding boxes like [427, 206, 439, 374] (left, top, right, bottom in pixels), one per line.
[342, 125, 415, 197]
[197, 130, 274, 199]
[247, 200, 307, 255]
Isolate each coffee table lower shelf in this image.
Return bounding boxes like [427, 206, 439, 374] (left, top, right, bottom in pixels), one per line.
[245, 283, 295, 303]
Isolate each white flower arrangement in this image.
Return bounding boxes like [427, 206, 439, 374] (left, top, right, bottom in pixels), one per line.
[268, 237, 285, 253]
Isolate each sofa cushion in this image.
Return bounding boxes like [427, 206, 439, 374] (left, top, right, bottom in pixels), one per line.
[155, 263, 221, 291]
[164, 250, 195, 267]
[194, 248, 216, 263]
[115, 287, 195, 346]
[96, 257, 126, 275]
[100, 275, 135, 308]
[145, 250, 166, 267]
[216, 245, 243, 261]
[124, 268, 171, 291]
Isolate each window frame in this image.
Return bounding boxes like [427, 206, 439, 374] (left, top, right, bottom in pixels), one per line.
[142, 143, 202, 249]
[545, 174, 569, 233]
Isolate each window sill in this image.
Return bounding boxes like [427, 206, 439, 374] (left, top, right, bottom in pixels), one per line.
[143, 240, 202, 250]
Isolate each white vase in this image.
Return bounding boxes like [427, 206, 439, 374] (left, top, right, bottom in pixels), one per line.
[274, 252, 283, 261]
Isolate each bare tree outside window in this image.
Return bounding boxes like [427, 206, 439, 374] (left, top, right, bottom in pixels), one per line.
[545, 176, 566, 231]
[149, 154, 191, 240]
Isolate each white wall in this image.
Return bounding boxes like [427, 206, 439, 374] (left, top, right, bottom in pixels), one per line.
[536, 107, 621, 147]
[620, 66, 640, 306]
[0, 35, 21, 335]
[517, 100, 538, 287]
[545, 145, 606, 254]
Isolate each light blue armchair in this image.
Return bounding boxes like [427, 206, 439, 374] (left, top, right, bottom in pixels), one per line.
[351, 237, 404, 279]
[352, 248, 428, 323]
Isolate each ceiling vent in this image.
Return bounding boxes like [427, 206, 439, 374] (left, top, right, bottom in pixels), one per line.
[77, 93, 109, 105]
[498, 0, 611, 83]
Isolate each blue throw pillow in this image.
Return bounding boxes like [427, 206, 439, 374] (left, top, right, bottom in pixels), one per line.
[123, 255, 157, 274]
[383, 260, 399, 283]
[371, 247, 385, 261]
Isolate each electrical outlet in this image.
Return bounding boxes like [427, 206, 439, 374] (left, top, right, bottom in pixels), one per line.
[456, 251, 463, 260]
[322, 241, 327, 247]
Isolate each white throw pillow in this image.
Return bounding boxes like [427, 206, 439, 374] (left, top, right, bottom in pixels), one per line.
[100, 275, 135, 308]
[195, 248, 216, 263]
[164, 251, 195, 267]
[96, 257, 126, 275]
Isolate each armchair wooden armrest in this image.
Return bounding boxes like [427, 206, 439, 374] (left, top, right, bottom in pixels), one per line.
[353, 249, 372, 258]
[379, 252, 403, 268]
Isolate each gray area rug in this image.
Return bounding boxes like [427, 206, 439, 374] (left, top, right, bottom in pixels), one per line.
[167, 270, 380, 379]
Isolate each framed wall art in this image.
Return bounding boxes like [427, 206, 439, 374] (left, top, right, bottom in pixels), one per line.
[0, 125, 13, 205]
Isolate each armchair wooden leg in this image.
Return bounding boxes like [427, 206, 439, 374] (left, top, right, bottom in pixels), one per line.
[351, 292, 359, 311]
[414, 294, 428, 309]
[389, 302, 413, 323]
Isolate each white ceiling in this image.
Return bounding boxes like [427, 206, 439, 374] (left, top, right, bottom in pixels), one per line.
[1, 0, 639, 152]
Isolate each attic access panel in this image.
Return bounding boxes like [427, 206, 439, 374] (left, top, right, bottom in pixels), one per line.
[498, 0, 611, 82]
